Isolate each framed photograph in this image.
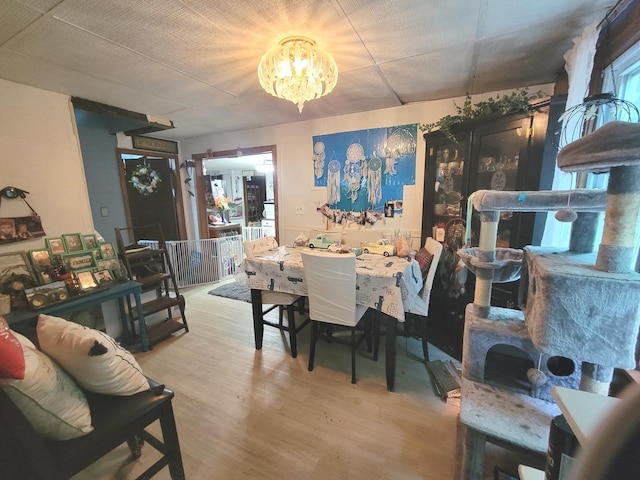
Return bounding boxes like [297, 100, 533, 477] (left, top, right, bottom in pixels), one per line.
[82, 234, 99, 250]
[28, 249, 52, 269]
[62, 251, 96, 271]
[89, 248, 102, 261]
[0, 251, 39, 310]
[63, 233, 84, 252]
[24, 281, 69, 310]
[75, 270, 98, 290]
[93, 269, 114, 285]
[97, 257, 120, 272]
[46, 237, 66, 254]
[99, 241, 116, 259]
[36, 269, 55, 285]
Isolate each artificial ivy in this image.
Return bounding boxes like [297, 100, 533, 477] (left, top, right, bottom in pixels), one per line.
[419, 88, 545, 141]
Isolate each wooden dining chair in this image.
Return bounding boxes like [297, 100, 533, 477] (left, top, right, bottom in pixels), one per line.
[301, 250, 372, 384]
[242, 237, 307, 357]
[404, 237, 443, 362]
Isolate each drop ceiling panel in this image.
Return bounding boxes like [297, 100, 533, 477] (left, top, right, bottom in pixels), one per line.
[379, 45, 475, 103]
[0, 2, 46, 44]
[482, 0, 612, 40]
[339, 0, 480, 63]
[0, 0, 616, 139]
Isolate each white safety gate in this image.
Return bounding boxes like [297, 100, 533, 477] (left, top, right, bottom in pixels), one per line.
[137, 227, 270, 288]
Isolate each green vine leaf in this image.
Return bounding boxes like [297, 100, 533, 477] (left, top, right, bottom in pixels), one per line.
[419, 88, 544, 142]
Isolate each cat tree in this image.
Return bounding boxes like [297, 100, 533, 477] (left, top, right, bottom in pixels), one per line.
[457, 121, 640, 479]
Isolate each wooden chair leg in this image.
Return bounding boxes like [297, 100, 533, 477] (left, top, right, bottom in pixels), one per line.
[159, 401, 186, 480]
[373, 312, 380, 361]
[287, 304, 297, 358]
[308, 321, 317, 371]
[126, 434, 144, 459]
[351, 328, 357, 384]
[420, 316, 430, 362]
[278, 305, 284, 327]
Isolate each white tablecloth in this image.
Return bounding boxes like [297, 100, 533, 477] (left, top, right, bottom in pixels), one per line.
[237, 247, 423, 321]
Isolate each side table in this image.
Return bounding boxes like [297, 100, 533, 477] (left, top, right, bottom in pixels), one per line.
[5, 280, 149, 351]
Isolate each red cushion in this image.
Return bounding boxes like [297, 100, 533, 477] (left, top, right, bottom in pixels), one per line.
[0, 316, 26, 380]
[415, 247, 434, 280]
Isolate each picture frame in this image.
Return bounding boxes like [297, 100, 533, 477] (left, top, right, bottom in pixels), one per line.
[46, 237, 66, 255]
[97, 258, 120, 272]
[75, 270, 98, 290]
[93, 269, 114, 285]
[62, 251, 96, 271]
[63, 233, 84, 252]
[0, 251, 39, 310]
[36, 269, 55, 285]
[82, 234, 99, 250]
[28, 249, 52, 269]
[131, 135, 178, 154]
[99, 241, 116, 259]
[24, 281, 69, 310]
[89, 248, 102, 261]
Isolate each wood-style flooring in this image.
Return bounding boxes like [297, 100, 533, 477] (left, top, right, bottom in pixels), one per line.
[69, 283, 518, 480]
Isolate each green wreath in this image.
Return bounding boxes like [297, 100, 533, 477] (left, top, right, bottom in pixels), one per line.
[130, 164, 161, 195]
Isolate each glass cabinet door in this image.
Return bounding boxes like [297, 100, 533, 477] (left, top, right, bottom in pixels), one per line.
[468, 116, 532, 248]
[431, 140, 467, 242]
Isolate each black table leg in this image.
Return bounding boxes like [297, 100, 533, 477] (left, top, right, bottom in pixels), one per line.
[251, 289, 264, 350]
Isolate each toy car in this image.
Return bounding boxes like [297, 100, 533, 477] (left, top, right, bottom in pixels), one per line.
[308, 234, 339, 249]
[361, 239, 396, 256]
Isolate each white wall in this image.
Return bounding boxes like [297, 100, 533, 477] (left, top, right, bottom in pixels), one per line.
[180, 84, 554, 249]
[0, 79, 94, 255]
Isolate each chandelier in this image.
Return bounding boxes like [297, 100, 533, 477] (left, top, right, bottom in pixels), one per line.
[258, 36, 338, 113]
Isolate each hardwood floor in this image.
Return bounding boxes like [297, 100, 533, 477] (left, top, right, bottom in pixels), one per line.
[71, 283, 464, 480]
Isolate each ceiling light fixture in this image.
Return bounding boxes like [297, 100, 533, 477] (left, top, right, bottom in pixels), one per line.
[258, 36, 338, 113]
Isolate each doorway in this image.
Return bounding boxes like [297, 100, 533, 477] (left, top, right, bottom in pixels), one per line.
[193, 145, 279, 240]
[117, 149, 186, 241]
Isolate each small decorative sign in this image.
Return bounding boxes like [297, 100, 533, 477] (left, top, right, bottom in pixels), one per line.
[132, 135, 178, 154]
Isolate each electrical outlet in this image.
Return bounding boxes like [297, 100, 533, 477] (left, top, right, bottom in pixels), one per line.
[295, 206, 304, 215]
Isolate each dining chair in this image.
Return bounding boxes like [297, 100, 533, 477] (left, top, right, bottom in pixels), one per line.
[301, 250, 372, 384]
[242, 237, 307, 358]
[404, 237, 443, 362]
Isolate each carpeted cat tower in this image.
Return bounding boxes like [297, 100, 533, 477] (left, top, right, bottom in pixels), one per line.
[457, 121, 640, 480]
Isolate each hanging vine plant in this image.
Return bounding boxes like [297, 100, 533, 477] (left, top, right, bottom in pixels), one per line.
[419, 88, 545, 141]
[130, 164, 161, 196]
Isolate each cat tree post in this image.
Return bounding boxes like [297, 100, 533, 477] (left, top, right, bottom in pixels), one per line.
[556, 120, 640, 393]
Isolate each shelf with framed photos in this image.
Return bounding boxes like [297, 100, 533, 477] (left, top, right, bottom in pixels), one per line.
[1, 232, 128, 319]
[115, 223, 188, 347]
[420, 95, 566, 360]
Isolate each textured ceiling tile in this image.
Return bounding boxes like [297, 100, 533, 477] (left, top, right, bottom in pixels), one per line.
[482, 0, 612, 39]
[0, 0, 613, 138]
[0, 1, 45, 44]
[471, 21, 577, 93]
[0, 49, 185, 115]
[378, 45, 474, 103]
[339, 0, 480, 63]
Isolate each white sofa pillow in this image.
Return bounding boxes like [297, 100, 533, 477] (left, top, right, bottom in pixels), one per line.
[0, 334, 93, 440]
[37, 314, 149, 396]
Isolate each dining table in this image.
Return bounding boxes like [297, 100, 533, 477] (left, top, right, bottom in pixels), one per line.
[238, 246, 424, 391]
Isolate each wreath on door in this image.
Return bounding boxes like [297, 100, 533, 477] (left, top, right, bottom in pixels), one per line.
[130, 164, 162, 195]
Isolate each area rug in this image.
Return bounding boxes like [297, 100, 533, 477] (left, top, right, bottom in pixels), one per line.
[208, 281, 251, 303]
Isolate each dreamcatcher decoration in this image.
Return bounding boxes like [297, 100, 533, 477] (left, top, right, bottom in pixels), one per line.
[383, 127, 416, 175]
[327, 159, 341, 205]
[313, 141, 326, 179]
[344, 142, 368, 203]
[367, 156, 383, 207]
